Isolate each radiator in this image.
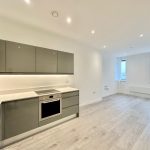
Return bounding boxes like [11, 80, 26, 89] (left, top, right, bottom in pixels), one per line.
[130, 86, 150, 95]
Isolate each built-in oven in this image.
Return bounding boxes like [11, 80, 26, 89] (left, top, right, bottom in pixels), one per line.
[39, 93, 62, 121]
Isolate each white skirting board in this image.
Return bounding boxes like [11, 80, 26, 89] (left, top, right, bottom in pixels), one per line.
[130, 86, 150, 95]
[129, 86, 150, 98]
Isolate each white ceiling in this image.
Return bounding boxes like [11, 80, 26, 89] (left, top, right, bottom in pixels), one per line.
[0, 0, 150, 55]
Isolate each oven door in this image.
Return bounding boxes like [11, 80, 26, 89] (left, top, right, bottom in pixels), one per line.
[40, 99, 62, 121]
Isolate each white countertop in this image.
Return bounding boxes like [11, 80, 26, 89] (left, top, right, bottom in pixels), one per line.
[0, 92, 38, 104]
[55, 87, 79, 93]
[0, 87, 79, 104]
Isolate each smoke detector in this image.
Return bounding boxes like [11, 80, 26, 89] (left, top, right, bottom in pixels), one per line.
[51, 11, 59, 18]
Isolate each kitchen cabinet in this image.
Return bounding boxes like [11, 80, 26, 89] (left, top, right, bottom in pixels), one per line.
[36, 47, 57, 73]
[62, 96, 79, 108]
[61, 91, 79, 114]
[63, 105, 79, 117]
[6, 41, 36, 73]
[0, 39, 74, 74]
[62, 91, 79, 115]
[0, 40, 6, 72]
[0, 104, 4, 141]
[62, 91, 79, 99]
[57, 51, 74, 74]
[3, 98, 39, 139]
[0, 90, 79, 141]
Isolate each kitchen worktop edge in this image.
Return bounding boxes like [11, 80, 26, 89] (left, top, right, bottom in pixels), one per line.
[0, 87, 79, 104]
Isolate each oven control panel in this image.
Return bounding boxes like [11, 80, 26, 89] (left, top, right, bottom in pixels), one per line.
[39, 93, 62, 101]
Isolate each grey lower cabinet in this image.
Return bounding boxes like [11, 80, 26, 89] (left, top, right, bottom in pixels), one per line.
[0, 40, 5, 72]
[1, 91, 79, 140]
[36, 47, 57, 73]
[62, 96, 79, 108]
[57, 51, 74, 74]
[6, 41, 36, 73]
[2, 98, 39, 140]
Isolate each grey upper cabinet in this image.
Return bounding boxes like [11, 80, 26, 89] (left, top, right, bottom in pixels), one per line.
[36, 47, 57, 73]
[57, 51, 74, 74]
[0, 39, 74, 74]
[0, 40, 6, 72]
[6, 41, 36, 73]
[3, 98, 39, 139]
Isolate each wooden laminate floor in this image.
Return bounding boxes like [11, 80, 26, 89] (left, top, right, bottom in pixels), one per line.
[3, 94, 150, 150]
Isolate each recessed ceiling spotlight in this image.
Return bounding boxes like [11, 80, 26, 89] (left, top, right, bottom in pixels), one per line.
[91, 30, 95, 34]
[139, 34, 144, 37]
[130, 46, 134, 49]
[51, 11, 59, 18]
[103, 45, 107, 48]
[66, 17, 72, 24]
[24, 0, 31, 5]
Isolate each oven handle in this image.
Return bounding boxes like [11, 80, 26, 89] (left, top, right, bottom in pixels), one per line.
[41, 99, 60, 104]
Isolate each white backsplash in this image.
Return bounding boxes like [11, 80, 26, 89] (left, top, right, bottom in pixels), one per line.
[0, 75, 75, 92]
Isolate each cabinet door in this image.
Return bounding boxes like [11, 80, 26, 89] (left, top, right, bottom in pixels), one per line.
[62, 91, 79, 99]
[36, 47, 57, 73]
[62, 96, 79, 108]
[6, 41, 36, 73]
[0, 40, 5, 72]
[0, 103, 4, 141]
[4, 98, 39, 139]
[57, 51, 74, 74]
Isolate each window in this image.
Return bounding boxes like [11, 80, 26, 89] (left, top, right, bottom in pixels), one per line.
[120, 60, 126, 80]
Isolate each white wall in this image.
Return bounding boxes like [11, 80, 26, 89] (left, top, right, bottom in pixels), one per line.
[127, 53, 150, 85]
[101, 53, 118, 97]
[0, 16, 102, 106]
[118, 52, 150, 97]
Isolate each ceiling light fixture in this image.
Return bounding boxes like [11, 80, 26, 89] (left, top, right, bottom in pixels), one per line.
[103, 45, 107, 48]
[51, 11, 59, 18]
[91, 30, 95, 34]
[24, 0, 31, 5]
[66, 17, 72, 24]
[139, 34, 144, 37]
